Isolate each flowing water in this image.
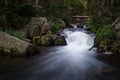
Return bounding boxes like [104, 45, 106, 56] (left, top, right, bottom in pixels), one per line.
[0, 26, 119, 80]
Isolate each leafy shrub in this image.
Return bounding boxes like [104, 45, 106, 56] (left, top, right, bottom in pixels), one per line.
[90, 24, 116, 46]
[5, 28, 23, 40]
[51, 23, 61, 33]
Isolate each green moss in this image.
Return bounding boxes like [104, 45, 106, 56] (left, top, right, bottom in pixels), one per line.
[10, 47, 19, 54]
[5, 28, 23, 40]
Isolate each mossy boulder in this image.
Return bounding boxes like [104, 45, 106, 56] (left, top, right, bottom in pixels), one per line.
[33, 31, 67, 46]
[17, 17, 49, 40]
[0, 31, 39, 56]
[39, 35, 67, 46]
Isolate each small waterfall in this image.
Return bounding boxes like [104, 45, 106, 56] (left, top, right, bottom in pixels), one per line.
[66, 31, 94, 46]
[63, 25, 95, 51]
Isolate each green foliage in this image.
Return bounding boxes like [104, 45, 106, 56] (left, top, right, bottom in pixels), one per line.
[51, 23, 61, 33]
[10, 47, 19, 53]
[89, 23, 116, 46]
[5, 28, 23, 40]
[90, 24, 115, 38]
[18, 3, 36, 17]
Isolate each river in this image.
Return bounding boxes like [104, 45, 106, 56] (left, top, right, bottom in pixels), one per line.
[0, 27, 120, 80]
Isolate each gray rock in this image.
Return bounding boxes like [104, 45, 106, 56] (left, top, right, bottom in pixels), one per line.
[54, 36, 67, 45]
[115, 18, 120, 39]
[0, 31, 39, 56]
[17, 17, 49, 40]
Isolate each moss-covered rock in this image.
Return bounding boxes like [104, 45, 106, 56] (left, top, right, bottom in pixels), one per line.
[33, 31, 67, 46]
[17, 17, 49, 40]
[10, 47, 19, 54]
[0, 31, 39, 56]
[40, 35, 51, 46]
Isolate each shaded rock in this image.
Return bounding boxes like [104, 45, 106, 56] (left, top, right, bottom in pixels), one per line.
[74, 23, 83, 28]
[17, 17, 49, 40]
[111, 41, 120, 54]
[97, 45, 105, 53]
[116, 32, 120, 40]
[26, 45, 39, 56]
[114, 18, 120, 39]
[34, 32, 67, 46]
[54, 36, 67, 45]
[0, 31, 39, 56]
[40, 35, 51, 46]
[41, 22, 49, 34]
[84, 26, 90, 31]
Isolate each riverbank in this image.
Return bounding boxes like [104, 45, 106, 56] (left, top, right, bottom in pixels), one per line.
[0, 17, 68, 56]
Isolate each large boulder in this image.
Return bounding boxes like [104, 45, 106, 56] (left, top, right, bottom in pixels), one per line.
[0, 31, 39, 56]
[17, 17, 49, 40]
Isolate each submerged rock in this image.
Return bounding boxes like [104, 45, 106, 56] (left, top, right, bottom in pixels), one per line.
[0, 31, 39, 56]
